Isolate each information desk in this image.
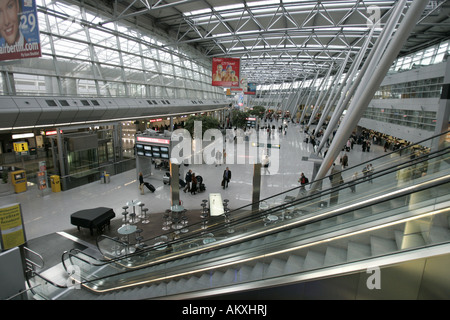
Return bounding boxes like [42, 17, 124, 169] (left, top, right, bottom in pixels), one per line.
[209, 193, 224, 216]
[70, 207, 116, 235]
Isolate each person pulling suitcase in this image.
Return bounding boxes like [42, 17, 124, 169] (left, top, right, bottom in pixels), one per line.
[139, 172, 155, 193]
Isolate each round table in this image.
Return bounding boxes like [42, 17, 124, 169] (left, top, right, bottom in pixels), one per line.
[259, 201, 269, 211]
[126, 200, 142, 223]
[118, 224, 137, 254]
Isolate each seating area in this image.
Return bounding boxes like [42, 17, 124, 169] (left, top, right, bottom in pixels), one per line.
[67, 197, 234, 255]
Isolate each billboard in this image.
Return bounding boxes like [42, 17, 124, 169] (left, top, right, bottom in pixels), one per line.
[0, 0, 41, 61]
[212, 57, 240, 87]
[245, 82, 257, 95]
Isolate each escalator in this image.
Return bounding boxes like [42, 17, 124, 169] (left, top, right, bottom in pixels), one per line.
[26, 132, 450, 300]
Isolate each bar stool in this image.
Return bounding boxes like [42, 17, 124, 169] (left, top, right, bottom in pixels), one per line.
[122, 206, 129, 223]
[141, 208, 150, 224]
[201, 207, 209, 230]
[223, 199, 229, 210]
[138, 203, 145, 218]
[181, 209, 188, 226]
[135, 228, 144, 249]
[200, 203, 208, 218]
[129, 212, 139, 224]
[121, 211, 129, 225]
[162, 209, 171, 231]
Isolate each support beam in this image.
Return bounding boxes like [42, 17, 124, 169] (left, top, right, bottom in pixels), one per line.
[310, 0, 430, 193]
[316, 0, 406, 155]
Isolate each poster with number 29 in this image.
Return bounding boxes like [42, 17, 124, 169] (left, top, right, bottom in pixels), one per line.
[0, 0, 41, 61]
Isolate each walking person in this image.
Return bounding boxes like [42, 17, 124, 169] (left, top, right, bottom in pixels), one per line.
[139, 172, 155, 193]
[262, 155, 270, 175]
[190, 173, 197, 194]
[341, 153, 348, 168]
[215, 150, 222, 167]
[183, 169, 192, 193]
[222, 167, 231, 189]
[298, 172, 309, 195]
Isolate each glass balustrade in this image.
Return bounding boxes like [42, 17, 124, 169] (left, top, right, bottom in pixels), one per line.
[34, 131, 449, 297]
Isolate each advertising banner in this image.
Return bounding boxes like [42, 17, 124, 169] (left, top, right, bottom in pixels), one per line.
[245, 82, 257, 95]
[212, 57, 240, 87]
[0, 0, 41, 61]
[0, 203, 26, 250]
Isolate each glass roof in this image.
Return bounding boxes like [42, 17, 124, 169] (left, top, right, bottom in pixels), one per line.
[43, 0, 450, 85]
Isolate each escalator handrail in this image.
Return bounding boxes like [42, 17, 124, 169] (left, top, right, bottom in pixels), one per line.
[60, 135, 450, 282]
[135, 144, 450, 248]
[75, 173, 450, 290]
[88, 146, 449, 270]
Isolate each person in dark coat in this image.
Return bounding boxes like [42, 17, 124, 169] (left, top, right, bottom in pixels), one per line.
[190, 173, 197, 194]
[222, 167, 231, 189]
[183, 169, 192, 193]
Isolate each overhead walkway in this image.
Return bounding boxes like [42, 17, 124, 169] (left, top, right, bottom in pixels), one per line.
[25, 132, 450, 300]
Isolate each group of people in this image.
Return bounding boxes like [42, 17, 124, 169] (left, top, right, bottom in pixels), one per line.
[181, 167, 232, 195]
[182, 169, 197, 194]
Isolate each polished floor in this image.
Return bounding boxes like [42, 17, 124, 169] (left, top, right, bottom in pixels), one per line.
[0, 121, 385, 243]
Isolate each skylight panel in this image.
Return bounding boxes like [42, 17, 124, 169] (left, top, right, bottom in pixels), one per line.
[214, 3, 245, 11]
[183, 8, 212, 17]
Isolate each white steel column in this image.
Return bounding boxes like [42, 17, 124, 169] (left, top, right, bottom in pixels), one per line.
[310, 0, 430, 193]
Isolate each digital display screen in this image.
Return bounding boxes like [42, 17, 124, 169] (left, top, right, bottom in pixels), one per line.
[144, 145, 152, 150]
[160, 147, 169, 152]
[136, 144, 144, 149]
[153, 152, 161, 158]
[137, 151, 144, 156]
[15, 173, 24, 180]
[152, 146, 160, 152]
[145, 152, 152, 157]
[161, 153, 169, 159]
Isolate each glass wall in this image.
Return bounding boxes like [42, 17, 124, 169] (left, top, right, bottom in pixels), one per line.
[363, 108, 437, 131]
[0, 0, 224, 100]
[389, 40, 450, 73]
[374, 77, 444, 100]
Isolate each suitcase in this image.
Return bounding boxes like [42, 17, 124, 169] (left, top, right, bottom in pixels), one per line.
[179, 179, 186, 188]
[149, 184, 155, 193]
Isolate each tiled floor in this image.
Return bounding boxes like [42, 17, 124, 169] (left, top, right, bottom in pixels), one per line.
[0, 121, 386, 242]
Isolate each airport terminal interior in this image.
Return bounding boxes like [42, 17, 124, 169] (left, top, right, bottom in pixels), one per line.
[0, 0, 449, 301]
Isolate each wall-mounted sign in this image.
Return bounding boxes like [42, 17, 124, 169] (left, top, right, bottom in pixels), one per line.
[136, 136, 170, 145]
[45, 130, 62, 136]
[13, 141, 28, 152]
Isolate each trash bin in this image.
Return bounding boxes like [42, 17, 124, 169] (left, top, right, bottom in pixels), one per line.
[50, 175, 61, 192]
[101, 171, 110, 184]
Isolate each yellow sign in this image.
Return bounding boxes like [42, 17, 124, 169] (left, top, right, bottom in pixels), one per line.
[13, 142, 28, 152]
[0, 204, 26, 250]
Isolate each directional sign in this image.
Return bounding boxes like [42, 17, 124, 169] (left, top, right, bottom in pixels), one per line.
[13, 142, 28, 153]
